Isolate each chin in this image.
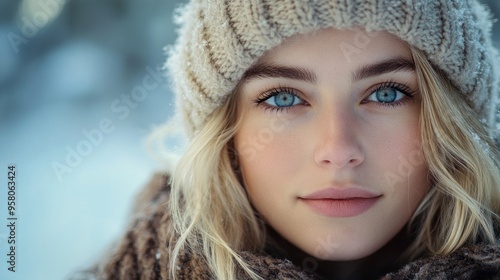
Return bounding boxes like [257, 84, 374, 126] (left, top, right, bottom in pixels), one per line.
[306, 239, 384, 261]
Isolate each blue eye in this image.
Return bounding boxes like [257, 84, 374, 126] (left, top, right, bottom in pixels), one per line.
[263, 90, 303, 108]
[367, 87, 405, 103]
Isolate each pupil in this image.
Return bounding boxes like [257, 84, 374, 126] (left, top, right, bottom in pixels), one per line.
[276, 92, 294, 107]
[377, 89, 396, 103]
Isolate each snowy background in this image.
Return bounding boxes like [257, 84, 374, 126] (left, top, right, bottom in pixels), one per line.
[0, 1, 185, 279]
[0, 1, 498, 279]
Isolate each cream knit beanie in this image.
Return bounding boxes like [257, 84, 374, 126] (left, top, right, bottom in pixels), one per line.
[166, 0, 499, 141]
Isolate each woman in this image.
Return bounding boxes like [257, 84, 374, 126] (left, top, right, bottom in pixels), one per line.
[97, 0, 500, 279]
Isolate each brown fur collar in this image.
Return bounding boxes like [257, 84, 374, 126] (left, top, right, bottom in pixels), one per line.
[92, 174, 500, 279]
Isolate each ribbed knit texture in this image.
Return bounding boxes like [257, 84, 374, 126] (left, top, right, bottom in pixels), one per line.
[92, 174, 500, 279]
[166, 0, 499, 140]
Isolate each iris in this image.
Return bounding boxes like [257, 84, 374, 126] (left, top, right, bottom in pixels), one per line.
[265, 91, 301, 107]
[275, 92, 295, 107]
[373, 88, 398, 103]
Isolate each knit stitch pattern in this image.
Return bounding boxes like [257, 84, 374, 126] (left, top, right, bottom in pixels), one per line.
[166, 0, 499, 140]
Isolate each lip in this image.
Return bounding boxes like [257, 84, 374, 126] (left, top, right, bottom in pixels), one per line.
[299, 187, 382, 218]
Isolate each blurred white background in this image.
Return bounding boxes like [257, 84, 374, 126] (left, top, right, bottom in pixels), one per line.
[0, 1, 497, 279]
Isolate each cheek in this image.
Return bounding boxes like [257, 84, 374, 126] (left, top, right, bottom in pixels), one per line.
[366, 107, 423, 172]
[236, 114, 302, 167]
[234, 121, 306, 198]
[368, 118, 430, 210]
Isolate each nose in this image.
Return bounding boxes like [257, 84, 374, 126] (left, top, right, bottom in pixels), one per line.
[313, 107, 364, 169]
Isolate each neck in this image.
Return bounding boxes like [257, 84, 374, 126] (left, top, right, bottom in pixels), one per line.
[265, 226, 414, 280]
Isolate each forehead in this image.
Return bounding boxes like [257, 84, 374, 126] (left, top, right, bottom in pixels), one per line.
[258, 27, 412, 67]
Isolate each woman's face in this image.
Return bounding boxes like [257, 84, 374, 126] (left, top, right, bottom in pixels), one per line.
[234, 28, 430, 261]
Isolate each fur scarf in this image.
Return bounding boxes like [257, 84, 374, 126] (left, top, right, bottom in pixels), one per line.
[90, 174, 500, 280]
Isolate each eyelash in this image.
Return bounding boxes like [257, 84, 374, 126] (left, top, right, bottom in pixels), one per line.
[363, 81, 417, 107]
[253, 85, 307, 113]
[253, 81, 416, 112]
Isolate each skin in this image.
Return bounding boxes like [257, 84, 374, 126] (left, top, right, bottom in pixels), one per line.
[234, 28, 431, 278]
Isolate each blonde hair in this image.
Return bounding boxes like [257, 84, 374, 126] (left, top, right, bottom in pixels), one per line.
[168, 91, 265, 280]
[408, 48, 500, 257]
[167, 47, 500, 280]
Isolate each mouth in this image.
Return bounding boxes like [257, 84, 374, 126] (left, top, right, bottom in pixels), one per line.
[299, 197, 381, 217]
[299, 187, 382, 218]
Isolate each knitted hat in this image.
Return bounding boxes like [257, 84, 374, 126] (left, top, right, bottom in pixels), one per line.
[166, 0, 499, 141]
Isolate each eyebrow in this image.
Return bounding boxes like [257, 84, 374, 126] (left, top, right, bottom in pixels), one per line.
[351, 57, 415, 82]
[242, 63, 317, 83]
[241, 57, 415, 84]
